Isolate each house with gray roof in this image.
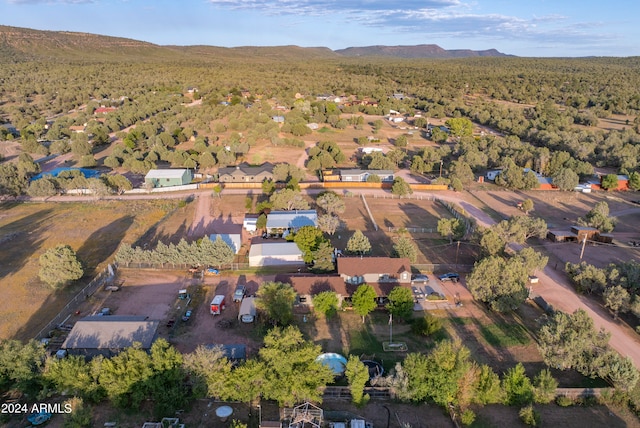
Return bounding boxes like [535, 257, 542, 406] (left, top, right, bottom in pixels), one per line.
[266, 210, 318, 234]
[248, 242, 304, 266]
[340, 169, 394, 182]
[218, 163, 274, 183]
[61, 316, 159, 359]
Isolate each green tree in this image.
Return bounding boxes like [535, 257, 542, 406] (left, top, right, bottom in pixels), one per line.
[446, 117, 473, 138]
[532, 369, 558, 404]
[346, 230, 371, 255]
[98, 343, 153, 409]
[312, 291, 339, 317]
[38, 244, 84, 288]
[392, 236, 418, 262]
[103, 174, 132, 194]
[473, 364, 503, 405]
[316, 191, 345, 215]
[410, 313, 442, 336]
[43, 355, 104, 403]
[62, 397, 93, 428]
[577, 201, 616, 233]
[519, 404, 541, 427]
[16, 153, 40, 177]
[293, 225, 327, 263]
[437, 218, 465, 244]
[391, 176, 412, 196]
[345, 355, 370, 406]
[520, 198, 534, 215]
[601, 173, 619, 191]
[27, 178, 58, 197]
[0, 163, 28, 196]
[467, 255, 529, 312]
[317, 214, 340, 235]
[259, 326, 334, 406]
[256, 282, 297, 326]
[603, 285, 630, 317]
[270, 188, 309, 210]
[312, 241, 335, 272]
[352, 284, 377, 322]
[552, 168, 579, 191]
[386, 286, 415, 321]
[224, 359, 265, 405]
[537, 309, 610, 373]
[0, 339, 46, 396]
[502, 363, 533, 405]
[256, 213, 267, 230]
[201, 236, 235, 267]
[182, 345, 232, 399]
[629, 171, 640, 191]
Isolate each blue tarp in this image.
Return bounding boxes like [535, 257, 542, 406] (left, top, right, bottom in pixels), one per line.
[31, 167, 102, 181]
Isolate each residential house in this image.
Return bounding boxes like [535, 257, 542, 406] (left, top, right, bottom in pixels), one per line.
[218, 163, 274, 183]
[337, 257, 411, 296]
[94, 107, 117, 115]
[271, 115, 285, 123]
[248, 242, 304, 267]
[209, 234, 242, 254]
[485, 170, 502, 181]
[339, 169, 394, 182]
[69, 124, 87, 133]
[275, 274, 348, 306]
[61, 316, 159, 359]
[145, 169, 193, 188]
[266, 210, 318, 235]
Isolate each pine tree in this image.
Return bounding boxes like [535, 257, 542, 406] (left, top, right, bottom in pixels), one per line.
[346, 230, 371, 255]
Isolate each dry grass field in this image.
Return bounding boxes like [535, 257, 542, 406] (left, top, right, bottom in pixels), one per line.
[0, 199, 184, 340]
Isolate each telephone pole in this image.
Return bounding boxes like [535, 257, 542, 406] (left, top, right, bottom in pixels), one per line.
[579, 236, 587, 261]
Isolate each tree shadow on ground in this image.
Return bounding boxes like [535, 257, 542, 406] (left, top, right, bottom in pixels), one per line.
[76, 215, 134, 276]
[0, 207, 52, 281]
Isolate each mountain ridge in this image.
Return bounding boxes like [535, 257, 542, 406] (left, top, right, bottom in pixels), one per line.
[0, 25, 512, 61]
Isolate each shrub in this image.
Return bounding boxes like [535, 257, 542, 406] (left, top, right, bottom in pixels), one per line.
[519, 405, 541, 427]
[460, 409, 475, 426]
[555, 395, 573, 407]
[410, 314, 442, 337]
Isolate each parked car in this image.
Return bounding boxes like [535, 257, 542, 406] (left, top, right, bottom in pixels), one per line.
[182, 310, 192, 322]
[411, 274, 429, 284]
[233, 284, 246, 302]
[412, 286, 425, 301]
[438, 273, 460, 282]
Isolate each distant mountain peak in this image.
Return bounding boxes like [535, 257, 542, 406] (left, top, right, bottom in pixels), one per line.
[334, 44, 512, 58]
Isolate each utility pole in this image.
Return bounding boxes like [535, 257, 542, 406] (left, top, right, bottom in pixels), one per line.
[455, 241, 460, 267]
[579, 235, 587, 261]
[439, 160, 443, 178]
[389, 313, 393, 345]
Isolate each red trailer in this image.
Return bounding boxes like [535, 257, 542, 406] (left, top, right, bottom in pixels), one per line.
[210, 295, 226, 315]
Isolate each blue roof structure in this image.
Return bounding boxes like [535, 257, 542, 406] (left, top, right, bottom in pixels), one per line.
[31, 167, 102, 181]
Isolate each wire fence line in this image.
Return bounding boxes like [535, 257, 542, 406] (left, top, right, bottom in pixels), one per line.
[34, 263, 118, 340]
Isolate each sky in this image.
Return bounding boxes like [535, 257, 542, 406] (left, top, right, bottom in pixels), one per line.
[1, 0, 639, 57]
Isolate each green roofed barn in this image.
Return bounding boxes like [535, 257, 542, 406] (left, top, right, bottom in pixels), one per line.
[145, 169, 193, 188]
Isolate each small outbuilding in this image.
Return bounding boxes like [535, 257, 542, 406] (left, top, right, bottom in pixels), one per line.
[145, 169, 193, 188]
[61, 316, 159, 359]
[248, 242, 304, 267]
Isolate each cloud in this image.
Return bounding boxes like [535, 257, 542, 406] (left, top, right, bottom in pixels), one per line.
[7, 0, 94, 4]
[206, 0, 460, 16]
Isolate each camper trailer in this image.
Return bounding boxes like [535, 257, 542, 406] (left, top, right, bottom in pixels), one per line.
[210, 295, 226, 315]
[238, 297, 256, 323]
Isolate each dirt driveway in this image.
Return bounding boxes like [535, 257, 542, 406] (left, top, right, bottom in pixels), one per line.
[102, 269, 274, 356]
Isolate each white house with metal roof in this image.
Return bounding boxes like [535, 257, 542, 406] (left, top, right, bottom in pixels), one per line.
[266, 210, 317, 234]
[248, 242, 304, 266]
